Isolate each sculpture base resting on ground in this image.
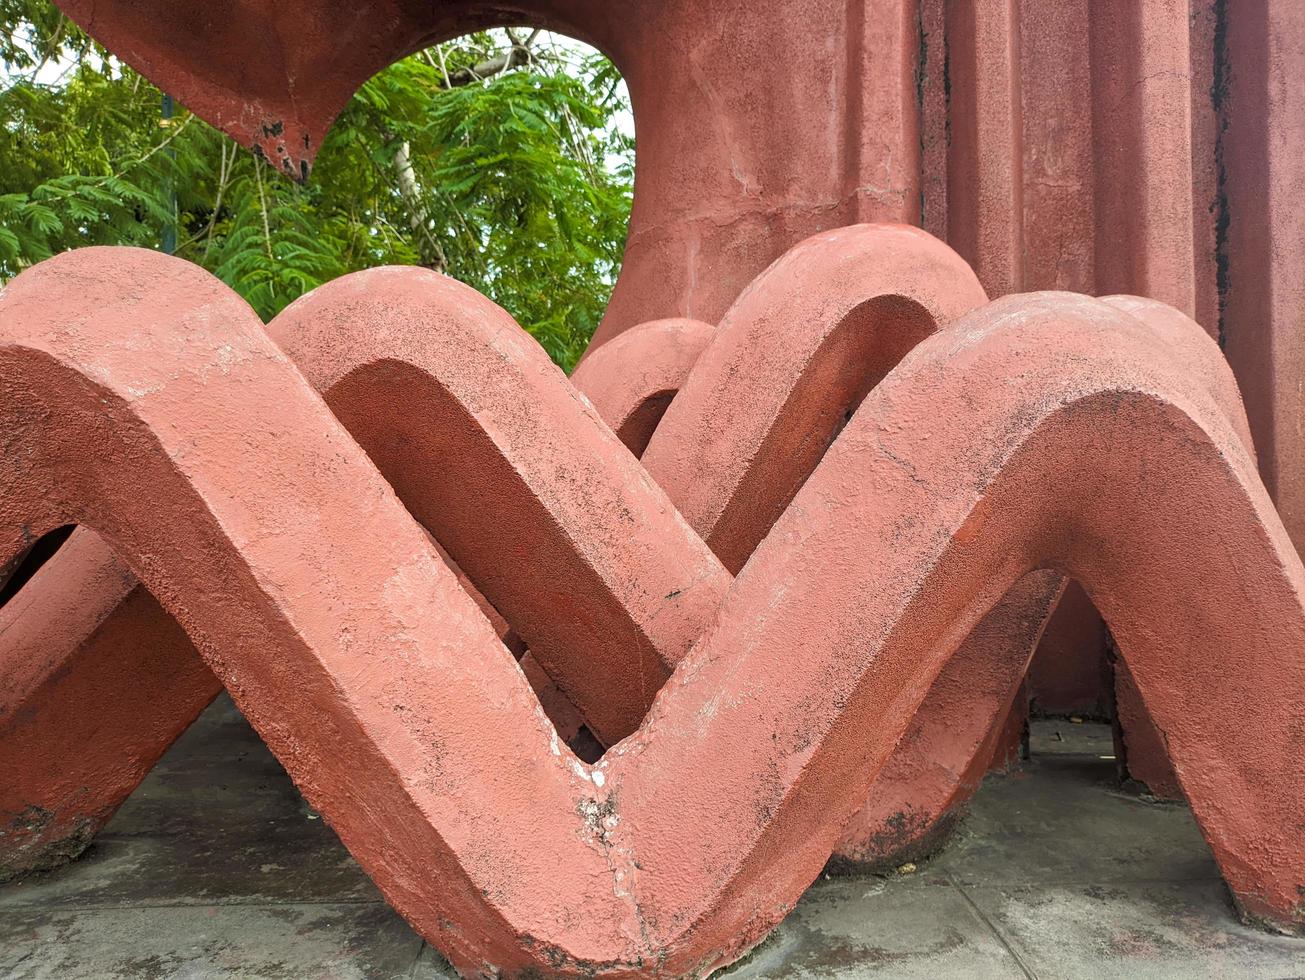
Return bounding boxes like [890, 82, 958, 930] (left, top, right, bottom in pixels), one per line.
[2, 223, 1304, 977]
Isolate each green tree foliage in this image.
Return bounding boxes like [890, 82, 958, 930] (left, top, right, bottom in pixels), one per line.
[0, 6, 633, 368]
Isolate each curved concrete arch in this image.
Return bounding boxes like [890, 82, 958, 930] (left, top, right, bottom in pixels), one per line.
[3, 225, 998, 875]
[264, 268, 730, 746]
[1, 229, 1264, 889]
[570, 317, 715, 456]
[3, 250, 1302, 974]
[574, 243, 1261, 873]
[638, 223, 988, 572]
[0, 261, 728, 873]
[577, 223, 1046, 869]
[0, 225, 972, 867]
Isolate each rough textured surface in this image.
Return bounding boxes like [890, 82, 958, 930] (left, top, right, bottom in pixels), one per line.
[0, 226, 1039, 878]
[266, 269, 731, 747]
[45, 0, 1305, 538]
[0, 226, 1168, 882]
[45, 0, 1305, 862]
[3, 247, 1305, 975]
[579, 275, 1247, 866]
[570, 318, 714, 457]
[2, 226, 1028, 877]
[4, 704, 1303, 978]
[577, 225, 1063, 868]
[0, 530, 218, 878]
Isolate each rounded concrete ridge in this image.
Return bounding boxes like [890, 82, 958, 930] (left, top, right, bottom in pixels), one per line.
[3, 248, 1303, 974]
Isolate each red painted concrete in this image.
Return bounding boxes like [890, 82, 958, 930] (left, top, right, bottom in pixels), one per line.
[0, 232, 1271, 916]
[51, 0, 921, 352]
[1026, 581, 1109, 717]
[590, 226, 1070, 867]
[912, 1, 1305, 784]
[47, 4, 1305, 779]
[577, 225, 1064, 868]
[265, 269, 730, 747]
[639, 224, 987, 573]
[0, 225, 1027, 876]
[4, 1, 1305, 966]
[1114, 660, 1184, 800]
[575, 251, 1253, 867]
[0, 528, 218, 877]
[45, 2, 1305, 774]
[45, 0, 1305, 534]
[988, 680, 1029, 774]
[1222, 0, 1305, 560]
[1, 267, 735, 867]
[571, 318, 714, 457]
[4, 249, 1304, 975]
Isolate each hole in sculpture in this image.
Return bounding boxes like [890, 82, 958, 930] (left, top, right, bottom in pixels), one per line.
[308, 27, 634, 373]
[0, 525, 74, 609]
[0, 23, 633, 377]
[1025, 578, 1184, 801]
[289, 30, 635, 759]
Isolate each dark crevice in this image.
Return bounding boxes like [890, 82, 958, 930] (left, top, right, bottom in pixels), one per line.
[916, 1, 928, 225]
[943, 17, 952, 154]
[841, 0, 866, 214]
[0, 525, 74, 609]
[1210, 0, 1231, 351]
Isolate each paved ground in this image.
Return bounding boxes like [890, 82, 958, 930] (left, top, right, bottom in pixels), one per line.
[1, 698, 1302, 979]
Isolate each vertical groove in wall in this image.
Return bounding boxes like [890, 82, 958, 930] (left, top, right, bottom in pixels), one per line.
[1088, 0, 1196, 313]
[918, 0, 949, 239]
[1210, 0, 1232, 349]
[1220, 0, 1275, 499]
[1187, 0, 1221, 339]
[894, 0, 923, 222]
[943, 0, 975, 269]
[943, 0, 1024, 297]
[1087, 1, 1143, 301]
[916, 0, 928, 226]
[1016, 1, 1095, 294]
[840, 0, 918, 223]
[841, 0, 866, 221]
[1006, 0, 1025, 292]
[944, 0, 1023, 297]
[1221, 0, 1305, 551]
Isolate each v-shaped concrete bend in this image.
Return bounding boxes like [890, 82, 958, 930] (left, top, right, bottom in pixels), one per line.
[1, 226, 1301, 977]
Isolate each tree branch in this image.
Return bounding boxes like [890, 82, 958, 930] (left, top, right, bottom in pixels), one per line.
[441, 28, 541, 88]
[393, 138, 447, 272]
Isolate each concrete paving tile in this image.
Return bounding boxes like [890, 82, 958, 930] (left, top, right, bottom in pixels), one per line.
[0, 901, 421, 979]
[0, 825, 382, 910]
[105, 695, 314, 839]
[961, 880, 1305, 979]
[0, 694, 383, 911]
[718, 874, 1028, 979]
[6, 701, 1302, 976]
[1028, 719, 1116, 757]
[407, 944, 457, 978]
[933, 757, 1219, 887]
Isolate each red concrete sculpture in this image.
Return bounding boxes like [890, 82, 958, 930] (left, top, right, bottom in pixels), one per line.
[0, 530, 215, 874]
[3, 245, 1304, 977]
[43, 0, 1304, 529]
[574, 236, 1260, 868]
[46, 0, 1305, 792]
[1, 225, 1030, 876]
[4, 1, 1305, 973]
